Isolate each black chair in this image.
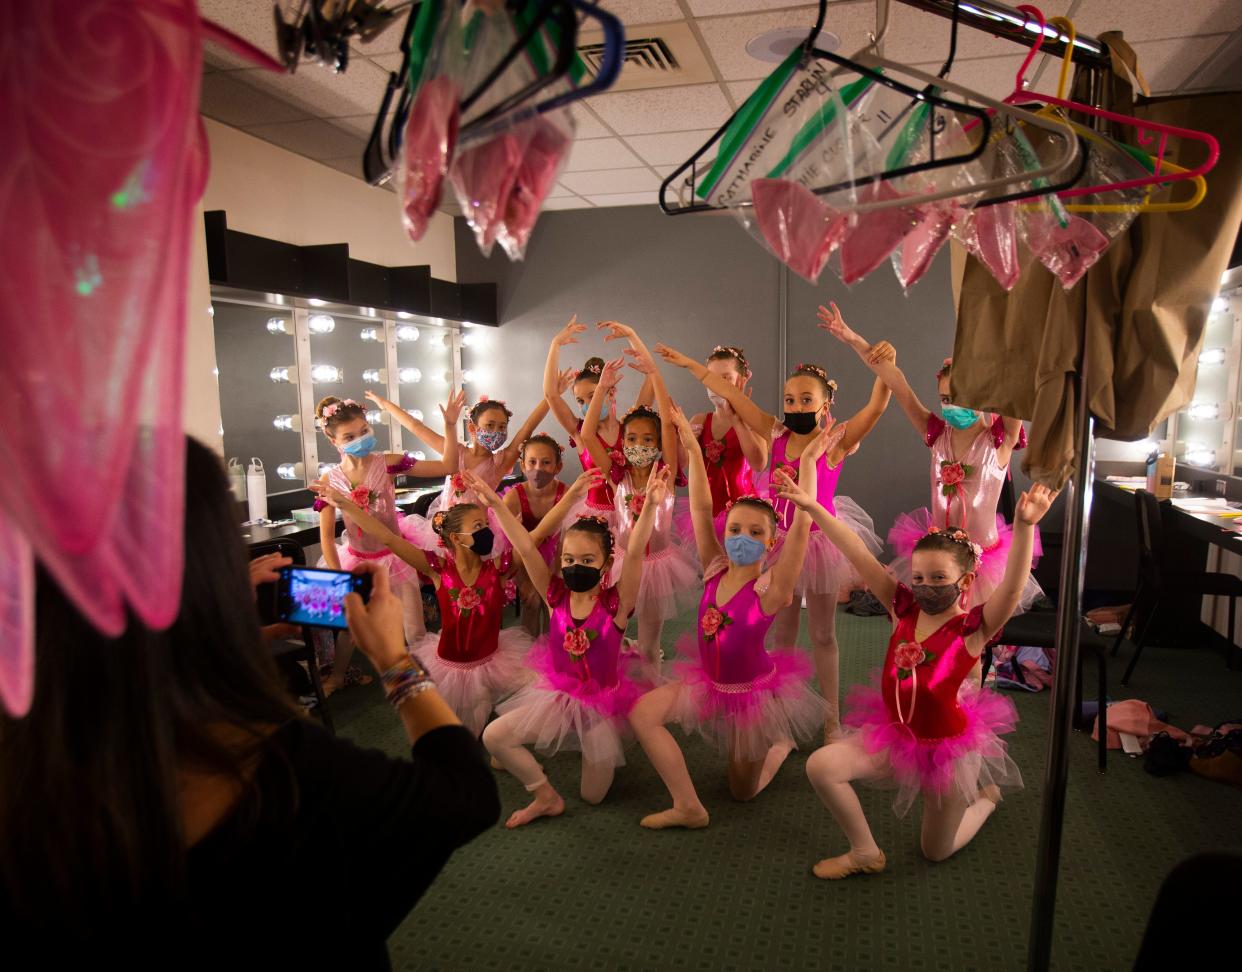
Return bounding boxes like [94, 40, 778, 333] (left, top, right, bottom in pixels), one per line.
[999, 610, 1111, 773]
[1112, 490, 1242, 686]
[248, 538, 334, 734]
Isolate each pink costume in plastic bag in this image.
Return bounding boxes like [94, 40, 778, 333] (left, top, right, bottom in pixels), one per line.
[399, 76, 461, 242]
[1021, 210, 1110, 289]
[0, 3, 286, 715]
[450, 132, 526, 257]
[498, 114, 573, 260]
[411, 549, 531, 736]
[894, 200, 967, 291]
[955, 202, 1021, 291]
[843, 584, 1023, 817]
[495, 578, 652, 769]
[888, 414, 1043, 610]
[611, 462, 700, 622]
[761, 427, 882, 596]
[750, 179, 848, 283]
[669, 558, 830, 762]
[838, 182, 924, 285]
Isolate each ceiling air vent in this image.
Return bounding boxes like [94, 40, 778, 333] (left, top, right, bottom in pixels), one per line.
[576, 20, 715, 91]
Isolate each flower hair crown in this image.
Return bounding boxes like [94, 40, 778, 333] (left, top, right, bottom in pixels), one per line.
[793, 363, 838, 390]
[724, 493, 777, 515]
[581, 362, 603, 374]
[477, 394, 505, 406]
[710, 345, 752, 378]
[623, 404, 659, 419]
[322, 398, 359, 419]
[925, 526, 982, 566]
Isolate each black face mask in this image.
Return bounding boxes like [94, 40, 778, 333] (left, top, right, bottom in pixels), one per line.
[783, 410, 820, 435]
[562, 564, 602, 592]
[911, 581, 962, 615]
[463, 526, 495, 556]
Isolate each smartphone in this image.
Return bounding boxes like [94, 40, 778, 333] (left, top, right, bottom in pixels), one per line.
[277, 566, 371, 631]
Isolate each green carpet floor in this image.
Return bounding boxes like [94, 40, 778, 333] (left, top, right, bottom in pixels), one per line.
[327, 609, 1242, 971]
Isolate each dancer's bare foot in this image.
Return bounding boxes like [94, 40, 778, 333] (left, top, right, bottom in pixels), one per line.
[812, 847, 886, 880]
[505, 792, 565, 829]
[639, 806, 710, 830]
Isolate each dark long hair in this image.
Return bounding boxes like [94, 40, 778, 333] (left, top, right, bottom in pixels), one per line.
[0, 437, 300, 919]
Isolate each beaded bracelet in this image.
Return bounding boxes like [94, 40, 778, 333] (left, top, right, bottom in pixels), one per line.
[380, 655, 434, 708]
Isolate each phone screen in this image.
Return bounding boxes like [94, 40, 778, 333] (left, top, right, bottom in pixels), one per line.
[277, 566, 370, 631]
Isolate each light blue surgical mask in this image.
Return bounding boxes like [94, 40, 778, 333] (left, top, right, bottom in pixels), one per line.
[476, 428, 507, 451]
[341, 433, 378, 458]
[941, 404, 979, 430]
[725, 534, 768, 566]
[577, 400, 591, 418]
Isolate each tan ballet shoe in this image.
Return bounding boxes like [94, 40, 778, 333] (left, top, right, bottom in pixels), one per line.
[639, 807, 710, 830]
[812, 849, 887, 880]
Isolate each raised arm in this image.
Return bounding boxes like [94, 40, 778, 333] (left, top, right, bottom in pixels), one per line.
[655, 342, 779, 442]
[774, 461, 895, 606]
[392, 390, 463, 478]
[608, 328, 678, 469]
[732, 390, 770, 472]
[833, 374, 892, 458]
[616, 466, 670, 620]
[543, 316, 586, 438]
[580, 357, 624, 476]
[311, 485, 434, 578]
[761, 428, 830, 613]
[528, 469, 605, 548]
[495, 398, 551, 472]
[464, 470, 553, 603]
[980, 484, 1056, 641]
[818, 303, 930, 435]
[669, 405, 722, 570]
[367, 389, 447, 454]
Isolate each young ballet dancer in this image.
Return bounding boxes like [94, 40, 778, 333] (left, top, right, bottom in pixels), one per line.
[315, 391, 464, 691]
[655, 335, 890, 736]
[503, 432, 572, 635]
[476, 467, 670, 828]
[776, 469, 1054, 879]
[542, 316, 653, 533]
[819, 303, 1043, 609]
[583, 328, 700, 662]
[366, 388, 550, 550]
[312, 473, 579, 736]
[629, 412, 835, 830]
[686, 345, 767, 521]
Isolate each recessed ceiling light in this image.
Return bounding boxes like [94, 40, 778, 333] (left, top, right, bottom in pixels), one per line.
[746, 28, 840, 64]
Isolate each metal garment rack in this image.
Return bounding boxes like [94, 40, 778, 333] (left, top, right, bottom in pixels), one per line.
[899, 3, 1107, 970]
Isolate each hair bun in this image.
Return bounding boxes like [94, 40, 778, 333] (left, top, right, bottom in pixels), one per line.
[431, 510, 448, 535]
[316, 395, 342, 420]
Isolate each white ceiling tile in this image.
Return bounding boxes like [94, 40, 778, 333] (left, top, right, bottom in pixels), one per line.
[565, 137, 645, 171]
[937, 55, 1033, 100]
[568, 104, 615, 139]
[883, 3, 1075, 64]
[548, 182, 576, 198]
[624, 128, 718, 165]
[689, 0, 836, 16]
[244, 119, 367, 160]
[541, 196, 595, 210]
[585, 191, 660, 207]
[236, 57, 390, 119]
[200, 71, 314, 126]
[324, 114, 378, 139]
[598, 0, 685, 25]
[653, 165, 679, 177]
[320, 155, 367, 180]
[199, 0, 284, 62]
[1129, 34, 1233, 93]
[725, 79, 758, 104]
[696, 6, 826, 82]
[560, 168, 661, 194]
[369, 52, 405, 73]
[589, 83, 732, 134]
[351, 14, 411, 55]
[1072, 0, 1242, 42]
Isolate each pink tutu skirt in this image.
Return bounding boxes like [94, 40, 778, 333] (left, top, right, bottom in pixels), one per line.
[768, 496, 883, 596]
[843, 673, 1024, 817]
[633, 542, 702, 621]
[888, 509, 1044, 610]
[672, 505, 729, 545]
[668, 637, 831, 762]
[413, 627, 534, 736]
[402, 496, 512, 558]
[494, 642, 651, 770]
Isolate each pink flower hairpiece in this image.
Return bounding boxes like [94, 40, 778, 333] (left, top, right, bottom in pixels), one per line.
[322, 399, 358, 419]
[723, 493, 777, 515]
[623, 404, 658, 418]
[793, 363, 837, 390]
[477, 394, 506, 406]
[926, 525, 983, 566]
[710, 345, 752, 378]
[583, 362, 603, 374]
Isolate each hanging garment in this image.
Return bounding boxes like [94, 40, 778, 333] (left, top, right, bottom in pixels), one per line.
[950, 35, 1242, 487]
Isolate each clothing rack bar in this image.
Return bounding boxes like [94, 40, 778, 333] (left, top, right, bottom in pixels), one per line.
[896, 0, 1112, 69]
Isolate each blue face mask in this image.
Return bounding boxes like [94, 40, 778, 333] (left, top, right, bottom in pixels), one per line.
[577, 400, 591, 419]
[341, 433, 378, 458]
[725, 534, 768, 566]
[941, 404, 979, 430]
[476, 428, 507, 452]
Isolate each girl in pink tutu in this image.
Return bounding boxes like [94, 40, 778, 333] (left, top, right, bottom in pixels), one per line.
[819, 304, 1042, 610]
[678, 344, 767, 538]
[311, 484, 538, 736]
[656, 341, 891, 737]
[541, 317, 654, 544]
[314, 392, 464, 691]
[629, 414, 837, 830]
[476, 467, 671, 828]
[778, 468, 1055, 880]
[584, 326, 700, 663]
[367, 388, 550, 553]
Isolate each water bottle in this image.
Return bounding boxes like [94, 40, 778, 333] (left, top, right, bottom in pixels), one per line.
[246, 457, 269, 522]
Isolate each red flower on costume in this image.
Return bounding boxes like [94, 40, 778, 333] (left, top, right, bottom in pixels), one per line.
[349, 486, 376, 510]
[451, 473, 468, 498]
[938, 460, 972, 497]
[894, 640, 935, 680]
[563, 627, 592, 657]
[626, 492, 647, 521]
[704, 440, 725, 466]
[503, 579, 517, 604]
[608, 448, 626, 468]
[452, 586, 482, 613]
[700, 606, 733, 639]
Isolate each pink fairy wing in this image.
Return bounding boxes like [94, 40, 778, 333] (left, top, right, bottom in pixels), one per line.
[750, 179, 847, 283]
[0, 1, 206, 713]
[399, 76, 461, 242]
[839, 181, 923, 285]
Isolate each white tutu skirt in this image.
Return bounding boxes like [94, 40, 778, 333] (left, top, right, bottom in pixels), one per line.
[632, 543, 702, 621]
[413, 627, 533, 736]
[399, 500, 511, 558]
[769, 495, 883, 596]
[668, 640, 832, 762]
[888, 509, 1044, 612]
